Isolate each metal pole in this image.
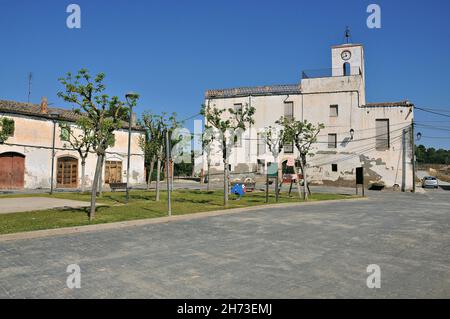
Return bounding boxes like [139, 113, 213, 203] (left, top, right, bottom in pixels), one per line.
[411, 118, 416, 193]
[125, 107, 133, 203]
[275, 174, 279, 203]
[166, 130, 172, 216]
[50, 120, 56, 195]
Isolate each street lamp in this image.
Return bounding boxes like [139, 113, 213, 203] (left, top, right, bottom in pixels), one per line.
[125, 91, 139, 203]
[49, 111, 60, 195]
[416, 132, 422, 141]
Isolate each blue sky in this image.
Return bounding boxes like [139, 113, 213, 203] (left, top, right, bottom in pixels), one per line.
[1, 0, 449, 148]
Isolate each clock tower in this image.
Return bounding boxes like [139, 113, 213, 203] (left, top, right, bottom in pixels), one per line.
[331, 43, 365, 82]
[331, 43, 366, 103]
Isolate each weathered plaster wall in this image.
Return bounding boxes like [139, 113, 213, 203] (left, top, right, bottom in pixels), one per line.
[0, 113, 145, 189]
[195, 43, 414, 190]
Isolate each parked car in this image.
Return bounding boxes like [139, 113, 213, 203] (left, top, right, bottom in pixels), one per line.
[422, 176, 439, 189]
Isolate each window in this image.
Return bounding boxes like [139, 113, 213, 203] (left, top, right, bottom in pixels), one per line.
[234, 130, 242, 147]
[328, 134, 337, 149]
[233, 103, 243, 113]
[284, 102, 294, 121]
[233, 104, 243, 148]
[1, 118, 15, 137]
[376, 119, 390, 150]
[331, 164, 338, 172]
[61, 127, 70, 141]
[343, 62, 351, 76]
[330, 105, 338, 117]
[284, 141, 294, 153]
[257, 133, 266, 156]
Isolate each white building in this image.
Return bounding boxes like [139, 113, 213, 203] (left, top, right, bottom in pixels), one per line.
[198, 42, 415, 190]
[0, 98, 145, 190]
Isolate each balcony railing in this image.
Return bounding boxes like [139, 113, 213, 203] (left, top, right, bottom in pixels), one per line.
[301, 67, 362, 79]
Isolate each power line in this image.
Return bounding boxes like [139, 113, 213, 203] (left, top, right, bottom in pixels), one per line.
[416, 107, 450, 113]
[415, 106, 450, 118]
[179, 113, 201, 123]
[420, 136, 450, 139]
[416, 123, 450, 132]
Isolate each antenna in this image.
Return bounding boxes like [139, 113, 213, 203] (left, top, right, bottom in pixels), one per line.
[27, 72, 33, 103]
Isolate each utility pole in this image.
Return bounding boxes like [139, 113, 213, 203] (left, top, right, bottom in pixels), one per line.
[411, 108, 416, 193]
[166, 130, 172, 216]
[49, 112, 59, 195]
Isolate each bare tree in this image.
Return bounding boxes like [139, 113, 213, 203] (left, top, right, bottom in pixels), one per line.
[276, 117, 324, 200]
[58, 69, 129, 220]
[201, 103, 255, 206]
[140, 112, 179, 201]
[59, 118, 94, 192]
[261, 125, 284, 179]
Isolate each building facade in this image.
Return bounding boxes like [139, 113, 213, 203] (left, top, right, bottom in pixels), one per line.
[198, 43, 415, 190]
[0, 98, 145, 190]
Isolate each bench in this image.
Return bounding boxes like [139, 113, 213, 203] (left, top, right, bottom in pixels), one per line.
[109, 182, 128, 192]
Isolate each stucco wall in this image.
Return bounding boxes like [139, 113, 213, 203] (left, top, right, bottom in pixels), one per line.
[195, 42, 414, 190]
[0, 113, 145, 189]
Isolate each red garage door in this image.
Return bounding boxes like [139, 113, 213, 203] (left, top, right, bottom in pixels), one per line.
[0, 152, 25, 189]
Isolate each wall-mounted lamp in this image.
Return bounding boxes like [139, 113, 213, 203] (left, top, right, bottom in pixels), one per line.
[349, 128, 355, 140]
[416, 132, 422, 141]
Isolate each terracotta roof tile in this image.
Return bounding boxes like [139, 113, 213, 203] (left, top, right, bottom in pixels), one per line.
[205, 84, 301, 99]
[363, 100, 414, 108]
[0, 99, 144, 131]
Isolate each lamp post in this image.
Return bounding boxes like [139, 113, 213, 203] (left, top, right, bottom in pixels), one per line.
[49, 112, 60, 195]
[125, 92, 139, 203]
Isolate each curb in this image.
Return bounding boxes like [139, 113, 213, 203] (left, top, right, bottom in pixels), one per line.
[0, 196, 368, 242]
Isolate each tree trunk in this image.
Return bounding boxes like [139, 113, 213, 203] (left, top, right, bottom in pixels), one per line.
[97, 156, 104, 197]
[293, 163, 303, 200]
[156, 158, 161, 201]
[223, 160, 229, 207]
[89, 153, 103, 221]
[298, 159, 308, 200]
[147, 158, 155, 190]
[80, 159, 86, 193]
[206, 161, 211, 192]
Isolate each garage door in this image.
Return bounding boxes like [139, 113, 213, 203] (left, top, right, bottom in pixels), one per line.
[0, 152, 25, 189]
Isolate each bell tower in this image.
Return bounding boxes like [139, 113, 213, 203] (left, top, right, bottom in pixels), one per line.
[331, 28, 365, 80]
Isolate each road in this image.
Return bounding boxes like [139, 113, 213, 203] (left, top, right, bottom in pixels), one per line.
[0, 190, 449, 298]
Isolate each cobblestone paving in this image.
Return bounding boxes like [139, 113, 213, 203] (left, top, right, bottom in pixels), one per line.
[0, 190, 449, 298]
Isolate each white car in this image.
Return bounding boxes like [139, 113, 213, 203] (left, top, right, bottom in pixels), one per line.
[422, 176, 439, 189]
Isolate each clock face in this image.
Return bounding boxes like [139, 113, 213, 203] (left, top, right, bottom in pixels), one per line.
[341, 50, 351, 60]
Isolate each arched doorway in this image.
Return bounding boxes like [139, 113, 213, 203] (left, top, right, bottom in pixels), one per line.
[0, 152, 25, 189]
[57, 156, 78, 188]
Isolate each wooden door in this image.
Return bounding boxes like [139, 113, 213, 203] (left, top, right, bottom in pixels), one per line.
[105, 161, 122, 184]
[0, 152, 25, 189]
[57, 157, 78, 188]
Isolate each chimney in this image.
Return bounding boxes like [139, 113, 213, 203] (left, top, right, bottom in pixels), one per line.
[40, 97, 48, 114]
